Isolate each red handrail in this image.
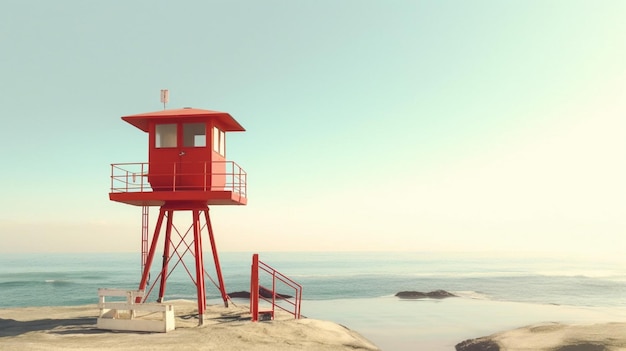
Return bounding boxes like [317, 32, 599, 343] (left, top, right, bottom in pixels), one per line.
[250, 254, 303, 322]
[109, 161, 247, 196]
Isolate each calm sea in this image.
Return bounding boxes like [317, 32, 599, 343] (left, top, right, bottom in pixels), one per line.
[2, 252, 625, 350]
[1, 251, 624, 308]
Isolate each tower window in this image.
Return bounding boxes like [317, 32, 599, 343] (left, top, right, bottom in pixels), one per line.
[183, 123, 206, 147]
[213, 127, 225, 156]
[155, 124, 177, 148]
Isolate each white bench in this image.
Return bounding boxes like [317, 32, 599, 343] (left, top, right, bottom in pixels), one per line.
[97, 288, 175, 332]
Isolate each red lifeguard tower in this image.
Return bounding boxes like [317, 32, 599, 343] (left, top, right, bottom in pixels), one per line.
[109, 107, 246, 325]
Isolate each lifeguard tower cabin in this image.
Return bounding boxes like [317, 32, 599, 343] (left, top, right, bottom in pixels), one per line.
[109, 107, 246, 324]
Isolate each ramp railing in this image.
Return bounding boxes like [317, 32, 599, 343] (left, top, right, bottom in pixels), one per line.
[250, 254, 302, 322]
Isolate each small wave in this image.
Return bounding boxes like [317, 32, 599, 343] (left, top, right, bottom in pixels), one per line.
[163, 294, 196, 300]
[453, 290, 491, 300]
[0, 280, 33, 287]
[379, 294, 398, 298]
[0, 279, 73, 287]
[44, 279, 72, 286]
[535, 270, 625, 279]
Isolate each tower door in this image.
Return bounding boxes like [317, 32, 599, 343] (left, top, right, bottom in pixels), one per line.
[179, 122, 210, 191]
[148, 122, 211, 191]
[149, 123, 181, 191]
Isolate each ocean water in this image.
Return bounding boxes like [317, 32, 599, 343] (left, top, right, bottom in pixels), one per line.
[1, 251, 626, 350]
[3, 251, 624, 307]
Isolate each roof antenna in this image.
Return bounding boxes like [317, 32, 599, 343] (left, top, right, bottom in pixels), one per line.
[160, 89, 169, 110]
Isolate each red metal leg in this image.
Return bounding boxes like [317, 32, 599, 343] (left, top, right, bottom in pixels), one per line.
[141, 206, 149, 277]
[138, 208, 166, 303]
[204, 208, 229, 307]
[157, 210, 174, 303]
[193, 209, 207, 325]
[251, 253, 259, 322]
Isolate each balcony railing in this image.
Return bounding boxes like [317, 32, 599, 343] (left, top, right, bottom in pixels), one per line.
[110, 161, 247, 197]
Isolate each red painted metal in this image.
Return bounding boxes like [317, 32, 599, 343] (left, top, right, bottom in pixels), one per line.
[121, 108, 245, 133]
[204, 209, 229, 307]
[137, 208, 166, 303]
[157, 210, 173, 303]
[250, 254, 303, 322]
[141, 206, 149, 275]
[145, 215, 196, 301]
[192, 209, 207, 323]
[109, 161, 247, 206]
[250, 254, 260, 322]
[109, 107, 247, 325]
[137, 205, 228, 322]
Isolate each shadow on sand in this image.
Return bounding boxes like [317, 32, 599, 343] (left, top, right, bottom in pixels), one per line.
[0, 317, 101, 337]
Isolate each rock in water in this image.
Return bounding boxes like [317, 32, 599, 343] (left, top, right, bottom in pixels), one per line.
[229, 288, 293, 299]
[427, 289, 457, 298]
[395, 291, 427, 299]
[455, 337, 500, 351]
[395, 290, 457, 299]
[228, 291, 251, 298]
[259, 286, 293, 299]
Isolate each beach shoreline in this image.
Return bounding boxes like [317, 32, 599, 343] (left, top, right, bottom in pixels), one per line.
[2, 252, 626, 350]
[2, 298, 626, 350]
[303, 296, 626, 350]
[0, 300, 380, 351]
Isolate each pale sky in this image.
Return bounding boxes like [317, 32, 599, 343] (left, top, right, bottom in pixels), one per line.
[0, 0, 624, 255]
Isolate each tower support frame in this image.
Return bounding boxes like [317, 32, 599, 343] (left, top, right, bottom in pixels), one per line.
[137, 201, 228, 325]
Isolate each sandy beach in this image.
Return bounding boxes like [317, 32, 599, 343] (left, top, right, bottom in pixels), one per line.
[3, 299, 626, 350]
[0, 301, 379, 351]
[456, 322, 626, 351]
